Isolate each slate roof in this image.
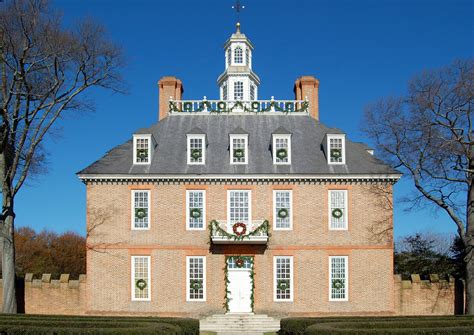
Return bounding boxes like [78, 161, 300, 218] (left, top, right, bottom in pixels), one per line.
[78, 115, 400, 176]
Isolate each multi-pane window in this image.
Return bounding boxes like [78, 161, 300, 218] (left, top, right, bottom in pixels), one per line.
[187, 256, 206, 301]
[329, 256, 348, 301]
[187, 135, 205, 165]
[228, 190, 251, 225]
[234, 81, 244, 100]
[187, 190, 205, 230]
[274, 256, 293, 301]
[328, 135, 345, 164]
[329, 190, 348, 230]
[230, 135, 248, 164]
[245, 49, 250, 66]
[134, 135, 150, 164]
[132, 190, 150, 230]
[227, 256, 252, 269]
[234, 47, 243, 64]
[223, 84, 228, 100]
[131, 256, 150, 301]
[273, 135, 291, 164]
[250, 85, 255, 101]
[274, 190, 292, 230]
[227, 48, 231, 67]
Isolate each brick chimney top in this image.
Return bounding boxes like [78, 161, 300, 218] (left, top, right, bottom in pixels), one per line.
[158, 76, 183, 121]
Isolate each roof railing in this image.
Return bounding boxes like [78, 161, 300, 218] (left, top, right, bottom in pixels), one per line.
[169, 96, 309, 114]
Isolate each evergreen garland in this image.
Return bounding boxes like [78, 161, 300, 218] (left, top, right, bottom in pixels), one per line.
[169, 100, 310, 114]
[209, 220, 270, 242]
[223, 256, 255, 313]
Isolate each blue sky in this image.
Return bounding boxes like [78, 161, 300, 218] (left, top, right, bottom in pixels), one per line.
[14, 0, 473, 238]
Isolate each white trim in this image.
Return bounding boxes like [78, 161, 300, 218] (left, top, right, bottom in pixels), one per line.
[229, 134, 249, 165]
[327, 134, 346, 165]
[328, 190, 348, 231]
[131, 190, 150, 231]
[79, 173, 402, 182]
[186, 256, 206, 302]
[272, 134, 292, 165]
[186, 190, 206, 231]
[131, 255, 151, 301]
[273, 190, 293, 231]
[227, 190, 252, 228]
[187, 134, 206, 165]
[273, 256, 294, 302]
[133, 134, 152, 165]
[329, 255, 349, 302]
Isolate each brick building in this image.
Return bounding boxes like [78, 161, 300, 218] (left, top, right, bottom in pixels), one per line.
[78, 23, 401, 318]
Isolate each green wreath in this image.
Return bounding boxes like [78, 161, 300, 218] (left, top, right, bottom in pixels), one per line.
[190, 148, 202, 160]
[332, 279, 344, 290]
[330, 148, 342, 160]
[190, 279, 203, 291]
[277, 208, 289, 219]
[183, 101, 193, 112]
[217, 101, 227, 111]
[332, 208, 343, 219]
[251, 101, 260, 111]
[234, 257, 245, 268]
[136, 279, 147, 291]
[277, 279, 290, 291]
[276, 148, 288, 160]
[135, 208, 147, 219]
[137, 149, 148, 160]
[190, 208, 202, 219]
[233, 148, 245, 159]
[285, 102, 295, 112]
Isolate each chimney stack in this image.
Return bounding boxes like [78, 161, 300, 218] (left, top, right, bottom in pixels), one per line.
[158, 76, 183, 121]
[294, 76, 319, 120]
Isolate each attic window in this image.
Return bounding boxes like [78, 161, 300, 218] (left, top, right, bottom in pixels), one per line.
[230, 134, 248, 164]
[133, 134, 152, 164]
[327, 134, 345, 165]
[187, 134, 206, 165]
[273, 134, 291, 165]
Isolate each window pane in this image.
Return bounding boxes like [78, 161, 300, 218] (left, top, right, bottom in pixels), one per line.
[234, 47, 243, 64]
[188, 191, 204, 229]
[232, 137, 246, 163]
[329, 138, 343, 163]
[134, 191, 149, 229]
[275, 257, 292, 300]
[275, 191, 291, 229]
[229, 191, 249, 224]
[275, 137, 289, 163]
[133, 256, 149, 300]
[330, 190, 346, 229]
[188, 257, 204, 300]
[189, 137, 203, 163]
[234, 82, 244, 100]
[136, 138, 149, 163]
[330, 256, 347, 300]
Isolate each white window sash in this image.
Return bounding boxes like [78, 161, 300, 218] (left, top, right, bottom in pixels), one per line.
[273, 134, 291, 165]
[131, 190, 150, 230]
[186, 190, 206, 230]
[187, 134, 206, 165]
[273, 190, 293, 230]
[327, 135, 346, 165]
[230, 135, 248, 165]
[273, 256, 293, 302]
[329, 256, 349, 302]
[131, 256, 151, 301]
[328, 190, 348, 230]
[133, 135, 152, 165]
[227, 190, 252, 227]
[186, 256, 206, 302]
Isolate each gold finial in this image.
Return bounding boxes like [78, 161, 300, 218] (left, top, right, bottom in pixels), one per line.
[236, 22, 241, 33]
[232, 0, 245, 32]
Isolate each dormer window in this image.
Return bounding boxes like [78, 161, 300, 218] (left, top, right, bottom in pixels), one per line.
[273, 134, 291, 165]
[230, 134, 248, 164]
[234, 46, 243, 64]
[133, 134, 152, 164]
[187, 134, 206, 165]
[327, 134, 346, 164]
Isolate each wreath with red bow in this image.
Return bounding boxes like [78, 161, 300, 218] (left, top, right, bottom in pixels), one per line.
[232, 222, 247, 236]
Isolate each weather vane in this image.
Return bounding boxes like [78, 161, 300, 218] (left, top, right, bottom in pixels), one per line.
[232, 0, 245, 22]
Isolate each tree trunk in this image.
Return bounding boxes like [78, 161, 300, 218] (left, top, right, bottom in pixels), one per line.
[466, 151, 474, 314]
[1, 191, 17, 313]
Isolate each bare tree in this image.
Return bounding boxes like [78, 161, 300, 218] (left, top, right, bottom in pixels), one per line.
[363, 59, 473, 313]
[0, 0, 123, 313]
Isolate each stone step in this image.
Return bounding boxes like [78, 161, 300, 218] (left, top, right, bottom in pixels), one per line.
[200, 314, 280, 334]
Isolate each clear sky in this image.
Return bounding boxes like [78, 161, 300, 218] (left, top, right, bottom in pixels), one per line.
[13, 0, 473, 238]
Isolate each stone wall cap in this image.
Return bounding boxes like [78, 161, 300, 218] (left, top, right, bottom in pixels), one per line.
[79, 274, 87, 283]
[25, 273, 34, 282]
[59, 274, 70, 283]
[411, 274, 421, 283]
[429, 274, 440, 282]
[42, 274, 51, 283]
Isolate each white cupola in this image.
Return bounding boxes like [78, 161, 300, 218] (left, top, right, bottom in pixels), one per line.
[217, 22, 260, 101]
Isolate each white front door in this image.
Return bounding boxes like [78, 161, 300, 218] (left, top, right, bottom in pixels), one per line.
[227, 257, 252, 313]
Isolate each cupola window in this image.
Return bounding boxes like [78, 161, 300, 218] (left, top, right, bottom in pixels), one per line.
[234, 81, 244, 100]
[234, 47, 243, 64]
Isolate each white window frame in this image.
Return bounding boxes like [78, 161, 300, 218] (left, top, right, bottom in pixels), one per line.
[273, 256, 294, 302]
[227, 190, 252, 225]
[273, 190, 293, 231]
[328, 190, 348, 231]
[186, 190, 206, 231]
[187, 134, 206, 165]
[229, 134, 248, 165]
[133, 134, 152, 165]
[329, 256, 349, 302]
[234, 81, 244, 100]
[131, 190, 151, 230]
[327, 134, 346, 165]
[186, 256, 206, 302]
[234, 46, 243, 64]
[131, 255, 151, 301]
[272, 134, 292, 165]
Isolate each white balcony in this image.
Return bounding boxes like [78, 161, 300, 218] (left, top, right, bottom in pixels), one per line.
[210, 219, 269, 244]
[169, 97, 309, 114]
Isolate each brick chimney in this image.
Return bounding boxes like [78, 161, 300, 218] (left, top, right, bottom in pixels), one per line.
[158, 76, 183, 121]
[294, 76, 319, 120]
